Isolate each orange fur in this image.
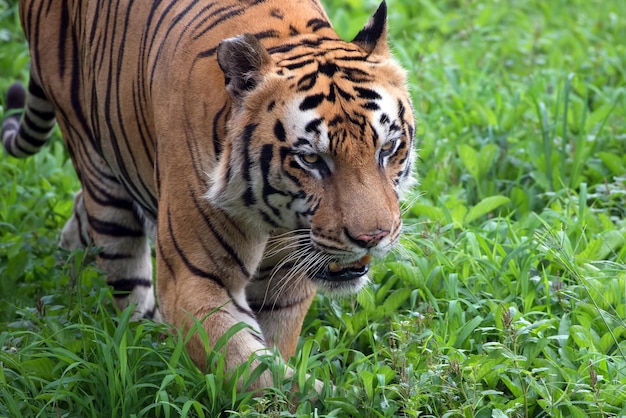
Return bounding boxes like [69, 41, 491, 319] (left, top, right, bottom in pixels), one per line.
[4, 0, 416, 390]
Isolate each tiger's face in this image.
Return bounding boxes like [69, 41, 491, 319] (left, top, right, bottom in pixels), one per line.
[208, 10, 414, 294]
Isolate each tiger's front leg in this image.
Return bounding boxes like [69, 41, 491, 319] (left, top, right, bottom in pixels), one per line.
[155, 190, 278, 389]
[246, 264, 316, 360]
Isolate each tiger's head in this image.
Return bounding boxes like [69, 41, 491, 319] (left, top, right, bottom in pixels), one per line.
[207, 2, 415, 294]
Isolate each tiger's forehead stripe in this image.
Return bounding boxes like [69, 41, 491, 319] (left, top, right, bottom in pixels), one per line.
[283, 99, 330, 154]
[279, 86, 406, 159]
[369, 87, 406, 142]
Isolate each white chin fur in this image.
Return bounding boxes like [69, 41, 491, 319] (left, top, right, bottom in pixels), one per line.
[314, 274, 369, 296]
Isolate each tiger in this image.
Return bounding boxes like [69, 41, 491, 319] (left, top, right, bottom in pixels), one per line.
[2, 0, 415, 389]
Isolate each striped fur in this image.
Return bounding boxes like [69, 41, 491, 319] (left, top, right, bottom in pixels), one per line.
[2, 0, 415, 389]
[2, 81, 56, 157]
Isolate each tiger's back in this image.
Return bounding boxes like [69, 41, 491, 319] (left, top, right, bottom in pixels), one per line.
[20, 1, 322, 200]
[5, 0, 415, 389]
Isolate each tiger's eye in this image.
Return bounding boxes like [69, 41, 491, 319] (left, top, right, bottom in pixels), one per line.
[380, 140, 398, 158]
[302, 153, 320, 165]
[381, 141, 394, 152]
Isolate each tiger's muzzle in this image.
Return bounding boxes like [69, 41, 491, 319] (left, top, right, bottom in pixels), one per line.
[315, 254, 371, 282]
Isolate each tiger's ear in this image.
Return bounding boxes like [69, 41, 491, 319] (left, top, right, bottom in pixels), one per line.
[217, 34, 272, 102]
[351, 1, 389, 57]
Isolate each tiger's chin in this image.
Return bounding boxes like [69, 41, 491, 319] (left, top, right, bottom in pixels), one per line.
[312, 254, 371, 295]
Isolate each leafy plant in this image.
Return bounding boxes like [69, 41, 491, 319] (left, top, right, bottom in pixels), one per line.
[1, 0, 625, 416]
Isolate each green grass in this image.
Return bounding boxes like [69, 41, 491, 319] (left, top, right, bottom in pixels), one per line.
[1, 0, 625, 416]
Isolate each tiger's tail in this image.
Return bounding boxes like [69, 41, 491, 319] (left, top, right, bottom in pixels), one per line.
[1, 78, 56, 158]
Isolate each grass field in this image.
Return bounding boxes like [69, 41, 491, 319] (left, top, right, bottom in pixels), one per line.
[1, 0, 625, 416]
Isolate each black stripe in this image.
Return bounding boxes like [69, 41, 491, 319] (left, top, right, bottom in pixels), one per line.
[253, 29, 281, 41]
[362, 102, 380, 111]
[169, 0, 200, 31]
[197, 45, 218, 59]
[275, 51, 314, 64]
[241, 123, 258, 206]
[259, 144, 288, 217]
[148, 0, 178, 88]
[279, 146, 302, 187]
[273, 120, 286, 142]
[328, 115, 344, 126]
[28, 106, 55, 121]
[369, 122, 379, 148]
[197, 28, 281, 59]
[88, 215, 144, 237]
[212, 103, 228, 156]
[304, 119, 322, 134]
[306, 18, 331, 32]
[226, 290, 255, 319]
[66, 41, 95, 165]
[8, 137, 32, 156]
[131, 81, 155, 170]
[267, 36, 338, 54]
[27, 78, 48, 99]
[17, 126, 47, 147]
[249, 292, 312, 313]
[29, 2, 45, 77]
[270, 8, 283, 19]
[83, 180, 135, 211]
[318, 62, 338, 77]
[57, 2, 69, 78]
[157, 235, 176, 277]
[167, 209, 225, 287]
[346, 112, 368, 136]
[398, 99, 406, 121]
[340, 67, 373, 83]
[99, 251, 133, 260]
[354, 86, 382, 100]
[72, 141, 119, 184]
[75, 205, 90, 247]
[110, 277, 152, 292]
[192, 5, 243, 41]
[258, 209, 280, 228]
[297, 72, 317, 92]
[107, 0, 155, 213]
[248, 330, 265, 345]
[189, 189, 250, 278]
[143, 307, 156, 319]
[88, 0, 103, 46]
[296, 197, 319, 218]
[23, 113, 53, 134]
[335, 83, 354, 101]
[284, 59, 315, 71]
[299, 93, 324, 111]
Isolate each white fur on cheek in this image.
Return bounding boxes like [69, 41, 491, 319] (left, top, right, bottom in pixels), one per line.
[371, 87, 417, 197]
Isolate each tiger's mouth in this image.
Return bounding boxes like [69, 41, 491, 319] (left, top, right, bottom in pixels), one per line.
[316, 254, 371, 282]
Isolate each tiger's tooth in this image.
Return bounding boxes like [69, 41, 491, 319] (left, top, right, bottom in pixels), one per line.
[328, 262, 342, 272]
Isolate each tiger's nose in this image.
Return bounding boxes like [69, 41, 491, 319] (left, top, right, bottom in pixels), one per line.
[347, 229, 389, 249]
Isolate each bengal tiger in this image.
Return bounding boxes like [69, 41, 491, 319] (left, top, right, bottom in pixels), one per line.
[2, 0, 415, 389]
